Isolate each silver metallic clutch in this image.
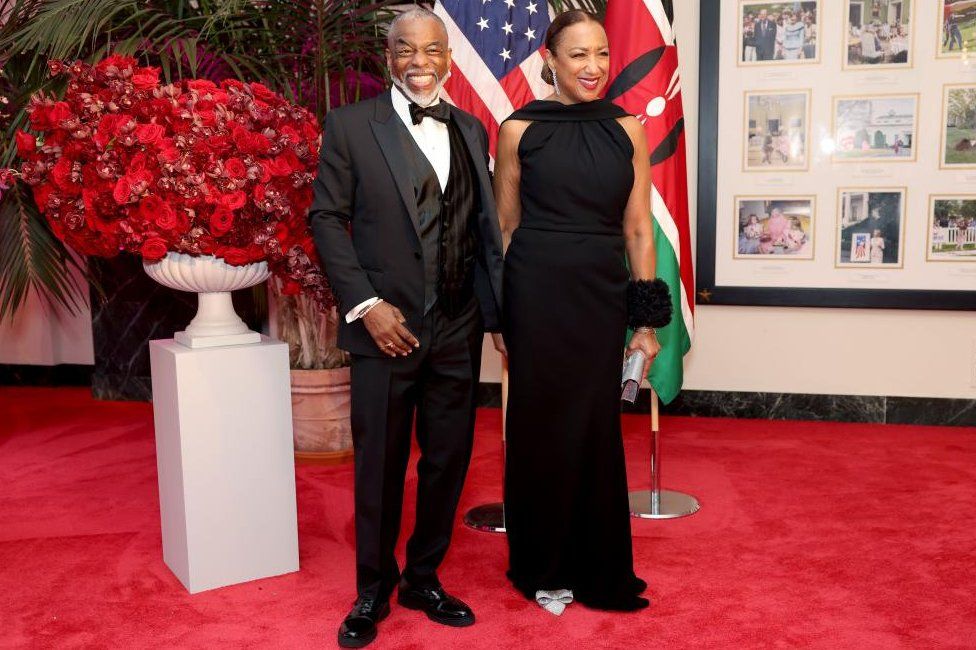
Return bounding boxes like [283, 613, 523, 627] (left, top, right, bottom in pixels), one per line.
[621, 350, 646, 403]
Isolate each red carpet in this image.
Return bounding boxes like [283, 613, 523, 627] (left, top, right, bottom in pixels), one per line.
[1, 387, 975, 649]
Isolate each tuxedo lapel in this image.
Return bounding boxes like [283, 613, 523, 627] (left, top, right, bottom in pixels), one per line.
[370, 91, 421, 239]
[448, 106, 493, 214]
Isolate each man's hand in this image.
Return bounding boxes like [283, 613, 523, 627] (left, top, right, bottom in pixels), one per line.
[362, 301, 419, 357]
[491, 332, 507, 357]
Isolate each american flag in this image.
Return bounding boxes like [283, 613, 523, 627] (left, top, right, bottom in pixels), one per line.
[433, 0, 554, 158]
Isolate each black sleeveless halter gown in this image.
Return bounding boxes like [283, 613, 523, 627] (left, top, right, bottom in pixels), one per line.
[502, 98, 648, 611]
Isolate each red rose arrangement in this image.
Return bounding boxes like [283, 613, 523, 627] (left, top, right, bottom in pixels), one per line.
[15, 56, 332, 306]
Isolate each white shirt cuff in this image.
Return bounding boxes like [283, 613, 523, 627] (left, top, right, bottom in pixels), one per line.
[345, 297, 381, 323]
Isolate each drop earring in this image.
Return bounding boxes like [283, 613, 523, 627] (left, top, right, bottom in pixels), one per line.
[550, 66, 560, 96]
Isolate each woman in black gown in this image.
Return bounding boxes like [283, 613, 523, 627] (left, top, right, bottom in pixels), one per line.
[491, 11, 672, 614]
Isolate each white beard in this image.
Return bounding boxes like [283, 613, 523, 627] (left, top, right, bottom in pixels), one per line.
[391, 69, 449, 107]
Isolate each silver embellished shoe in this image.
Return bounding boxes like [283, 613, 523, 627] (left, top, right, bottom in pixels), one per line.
[535, 589, 574, 616]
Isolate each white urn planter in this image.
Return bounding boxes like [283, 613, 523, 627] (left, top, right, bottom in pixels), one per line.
[144, 252, 270, 348]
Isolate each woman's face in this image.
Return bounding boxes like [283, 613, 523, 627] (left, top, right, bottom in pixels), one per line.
[546, 20, 610, 103]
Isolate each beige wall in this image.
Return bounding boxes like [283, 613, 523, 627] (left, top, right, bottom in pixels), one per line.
[482, 1, 976, 400]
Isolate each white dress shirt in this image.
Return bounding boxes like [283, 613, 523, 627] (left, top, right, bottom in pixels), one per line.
[345, 88, 452, 323]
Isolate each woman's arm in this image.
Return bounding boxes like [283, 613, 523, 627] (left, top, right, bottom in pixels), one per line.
[494, 119, 529, 255]
[620, 116, 655, 280]
[619, 116, 666, 372]
[489, 119, 529, 356]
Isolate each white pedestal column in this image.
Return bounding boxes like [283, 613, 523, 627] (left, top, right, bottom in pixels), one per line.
[149, 336, 299, 594]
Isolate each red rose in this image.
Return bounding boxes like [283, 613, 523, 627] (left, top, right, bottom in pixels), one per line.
[132, 67, 160, 90]
[197, 109, 217, 128]
[50, 157, 75, 190]
[158, 143, 180, 164]
[187, 79, 217, 93]
[153, 202, 179, 231]
[138, 195, 162, 220]
[280, 125, 300, 144]
[209, 208, 235, 236]
[94, 114, 121, 148]
[231, 126, 251, 151]
[136, 123, 166, 147]
[216, 246, 249, 266]
[48, 102, 74, 127]
[218, 190, 247, 211]
[140, 236, 168, 261]
[250, 82, 277, 102]
[302, 120, 320, 141]
[253, 184, 267, 202]
[267, 155, 292, 177]
[220, 79, 246, 93]
[128, 152, 149, 173]
[113, 178, 132, 204]
[208, 135, 232, 154]
[15, 131, 36, 157]
[224, 158, 247, 179]
[249, 133, 271, 155]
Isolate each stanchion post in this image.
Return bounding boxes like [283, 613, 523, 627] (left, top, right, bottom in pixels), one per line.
[629, 389, 701, 520]
[463, 357, 507, 533]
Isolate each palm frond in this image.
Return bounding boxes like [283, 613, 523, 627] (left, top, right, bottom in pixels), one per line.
[0, 183, 87, 320]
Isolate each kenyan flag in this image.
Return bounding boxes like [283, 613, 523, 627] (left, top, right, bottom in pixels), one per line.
[605, 0, 694, 405]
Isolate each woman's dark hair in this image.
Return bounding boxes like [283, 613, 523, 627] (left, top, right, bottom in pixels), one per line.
[541, 10, 600, 85]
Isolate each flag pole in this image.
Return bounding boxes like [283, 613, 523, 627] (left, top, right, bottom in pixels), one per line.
[463, 358, 507, 533]
[629, 389, 700, 519]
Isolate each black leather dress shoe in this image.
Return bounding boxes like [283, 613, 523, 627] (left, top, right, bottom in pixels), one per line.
[337, 596, 390, 648]
[397, 582, 475, 627]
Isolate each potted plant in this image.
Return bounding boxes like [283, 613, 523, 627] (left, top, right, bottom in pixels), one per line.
[273, 280, 353, 463]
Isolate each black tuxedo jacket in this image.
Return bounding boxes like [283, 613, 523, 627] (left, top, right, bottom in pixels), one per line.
[309, 90, 504, 356]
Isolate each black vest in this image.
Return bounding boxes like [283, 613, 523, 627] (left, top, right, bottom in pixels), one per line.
[398, 117, 479, 319]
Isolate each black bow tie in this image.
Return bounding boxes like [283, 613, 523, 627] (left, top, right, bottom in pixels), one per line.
[409, 101, 450, 126]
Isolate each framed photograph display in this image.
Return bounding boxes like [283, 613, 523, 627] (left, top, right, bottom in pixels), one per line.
[927, 195, 976, 261]
[743, 90, 811, 171]
[842, 0, 914, 69]
[937, 0, 976, 58]
[940, 84, 976, 169]
[835, 188, 906, 268]
[831, 94, 918, 162]
[738, 1, 821, 66]
[698, 0, 976, 310]
[734, 196, 816, 259]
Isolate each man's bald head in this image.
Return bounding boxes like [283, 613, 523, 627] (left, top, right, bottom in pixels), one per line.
[386, 7, 452, 106]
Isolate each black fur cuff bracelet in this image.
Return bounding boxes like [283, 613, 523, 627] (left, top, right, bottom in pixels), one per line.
[627, 279, 673, 330]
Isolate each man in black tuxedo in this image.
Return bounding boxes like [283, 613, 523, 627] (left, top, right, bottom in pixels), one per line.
[754, 10, 777, 61]
[309, 7, 503, 648]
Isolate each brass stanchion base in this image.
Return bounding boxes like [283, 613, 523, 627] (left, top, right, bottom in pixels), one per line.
[463, 502, 506, 533]
[629, 489, 700, 520]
